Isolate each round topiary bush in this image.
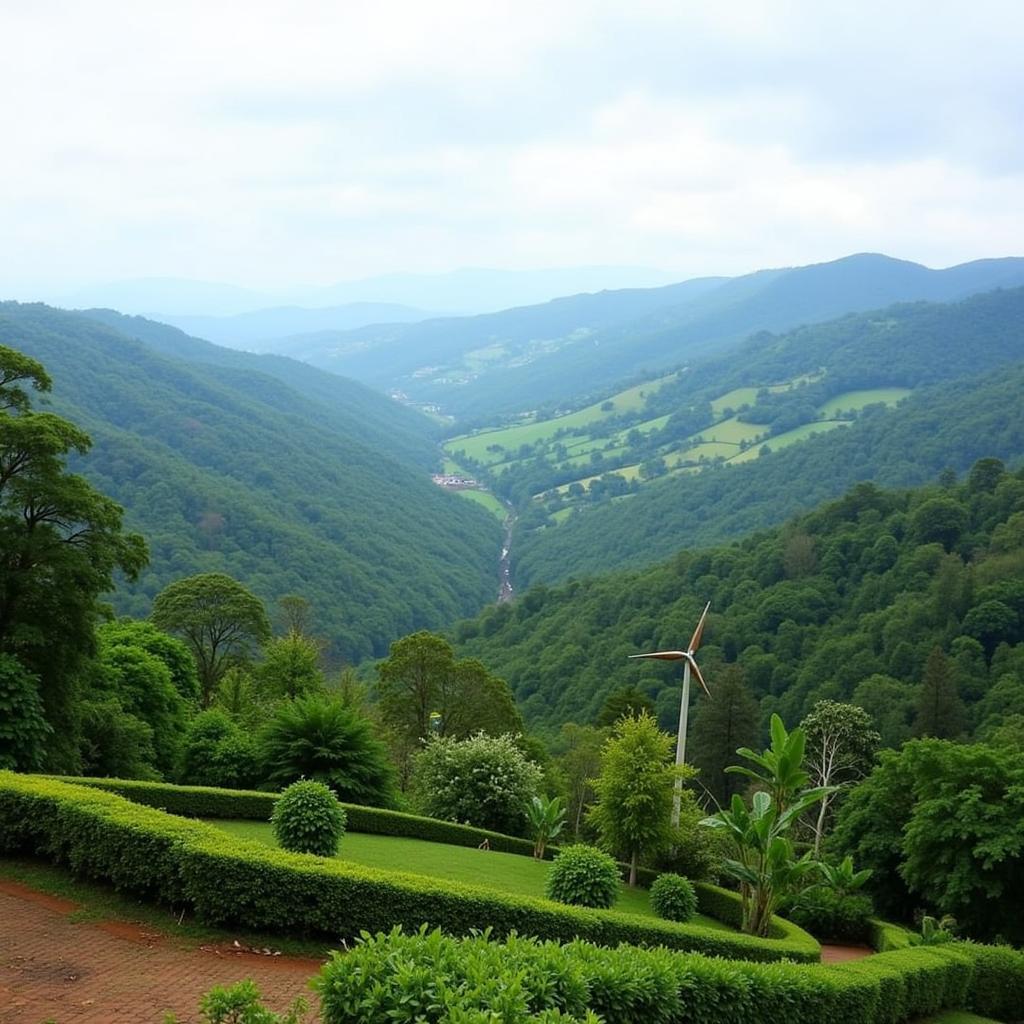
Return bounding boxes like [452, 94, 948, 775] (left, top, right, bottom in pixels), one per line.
[271, 779, 347, 857]
[649, 872, 698, 922]
[545, 844, 620, 909]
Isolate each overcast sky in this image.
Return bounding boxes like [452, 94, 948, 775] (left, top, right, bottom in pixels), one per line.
[3, 1, 1023, 294]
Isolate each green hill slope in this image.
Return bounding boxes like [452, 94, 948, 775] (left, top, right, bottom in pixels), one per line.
[276, 254, 1024, 421]
[455, 464, 1024, 738]
[0, 302, 501, 661]
[512, 287, 1024, 586]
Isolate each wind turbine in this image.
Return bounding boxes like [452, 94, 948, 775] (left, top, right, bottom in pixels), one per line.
[629, 601, 711, 827]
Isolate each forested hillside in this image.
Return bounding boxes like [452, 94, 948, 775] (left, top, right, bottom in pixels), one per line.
[278, 253, 1024, 421]
[82, 308, 440, 471]
[513, 287, 1024, 585]
[0, 303, 501, 661]
[456, 461, 1024, 746]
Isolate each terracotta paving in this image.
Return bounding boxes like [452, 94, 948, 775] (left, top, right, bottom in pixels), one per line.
[0, 881, 324, 1024]
[820, 942, 874, 964]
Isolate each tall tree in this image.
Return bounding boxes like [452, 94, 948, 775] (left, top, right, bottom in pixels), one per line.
[0, 345, 147, 768]
[596, 686, 655, 727]
[556, 722, 607, 837]
[257, 631, 325, 700]
[588, 711, 683, 885]
[687, 664, 759, 808]
[151, 573, 270, 707]
[799, 699, 880, 856]
[914, 646, 966, 739]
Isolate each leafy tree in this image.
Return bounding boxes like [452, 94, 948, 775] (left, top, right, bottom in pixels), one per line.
[377, 631, 521, 757]
[77, 696, 157, 780]
[800, 700, 880, 855]
[411, 732, 542, 835]
[962, 600, 1019, 655]
[833, 739, 1024, 943]
[588, 712, 682, 885]
[151, 573, 271, 707]
[0, 653, 50, 770]
[910, 497, 968, 550]
[687, 665, 759, 807]
[259, 696, 397, 807]
[556, 722, 606, 837]
[0, 344, 147, 768]
[914, 647, 966, 739]
[595, 686, 655, 726]
[96, 619, 199, 703]
[177, 709, 260, 789]
[256, 631, 325, 700]
[852, 674, 915, 749]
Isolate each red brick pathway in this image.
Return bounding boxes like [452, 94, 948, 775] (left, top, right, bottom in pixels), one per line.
[0, 882, 324, 1023]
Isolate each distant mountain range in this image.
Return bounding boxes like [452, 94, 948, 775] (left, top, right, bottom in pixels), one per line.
[257, 253, 1024, 421]
[0, 302, 501, 662]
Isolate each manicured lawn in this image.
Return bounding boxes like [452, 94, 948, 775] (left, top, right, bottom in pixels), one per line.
[204, 820, 732, 930]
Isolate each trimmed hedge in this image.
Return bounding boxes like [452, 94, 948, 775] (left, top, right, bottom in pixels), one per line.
[1, 773, 818, 962]
[316, 927, 1024, 1024]
[45, 775, 543, 856]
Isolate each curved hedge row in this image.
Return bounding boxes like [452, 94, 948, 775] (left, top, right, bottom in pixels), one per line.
[316, 927, 1024, 1024]
[2, 774, 818, 962]
[46, 775, 542, 856]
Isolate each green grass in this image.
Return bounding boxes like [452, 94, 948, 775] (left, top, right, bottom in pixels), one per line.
[817, 387, 912, 417]
[710, 383, 791, 417]
[726, 420, 848, 464]
[688, 415, 767, 446]
[455, 488, 507, 520]
[916, 1014, 1003, 1024]
[203, 820, 732, 931]
[0, 856, 329, 958]
[444, 373, 679, 463]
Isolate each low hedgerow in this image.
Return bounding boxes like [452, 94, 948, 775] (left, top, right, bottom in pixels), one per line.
[316, 927, 1024, 1024]
[649, 873, 698, 923]
[0, 773, 818, 962]
[545, 846, 620, 909]
[44, 774, 544, 856]
[272, 780, 346, 857]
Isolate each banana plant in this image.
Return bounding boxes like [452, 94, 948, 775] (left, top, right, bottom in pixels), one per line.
[726, 713, 810, 813]
[526, 794, 567, 859]
[817, 854, 872, 896]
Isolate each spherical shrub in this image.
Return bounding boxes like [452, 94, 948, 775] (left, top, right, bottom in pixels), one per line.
[272, 779, 347, 857]
[650, 872, 698, 922]
[545, 844, 620, 909]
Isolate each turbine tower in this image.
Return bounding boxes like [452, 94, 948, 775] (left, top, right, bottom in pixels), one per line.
[629, 601, 711, 827]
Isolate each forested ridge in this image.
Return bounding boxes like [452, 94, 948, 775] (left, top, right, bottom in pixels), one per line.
[514, 287, 1024, 585]
[456, 460, 1024, 744]
[0, 303, 501, 661]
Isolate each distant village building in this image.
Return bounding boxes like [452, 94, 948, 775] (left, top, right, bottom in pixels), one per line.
[431, 474, 480, 490]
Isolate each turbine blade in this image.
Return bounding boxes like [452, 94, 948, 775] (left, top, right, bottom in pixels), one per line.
[628, 651, 686, 661]
[688, 601, 711, 654]
[688, 655, 712, 697]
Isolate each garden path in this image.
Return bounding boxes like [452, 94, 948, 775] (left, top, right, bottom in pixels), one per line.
[0, 882, 323, 1024]
[820, 942, 874, 964]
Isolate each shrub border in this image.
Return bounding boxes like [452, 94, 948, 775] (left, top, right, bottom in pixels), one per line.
[5, 774, 817, 962]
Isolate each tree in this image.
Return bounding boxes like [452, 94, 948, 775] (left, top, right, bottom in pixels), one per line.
[595, 686, 655, 727]
[914, 647, 966, 739]
[259, 696, 397, 807]
[832, 739, 1024, 944]
[96, 619, 200, 703]
[588, 712, 682, 886]
[852, 674, 915, 749]
[411, 732, 542, 835]
[377, 631, 521, 746]
[687, 665, 759, 808]
[0, 653, 50, 770]
[909, 497, 968, 550]
[177, 709, 260, 789]
[799, 700, 880, 856]
[525, 794, 566, 859]
[256, 631, 325, 700]
[0, 345, 147, 768]
[556, 722, 606, 837]
[151, 573, 271, 707]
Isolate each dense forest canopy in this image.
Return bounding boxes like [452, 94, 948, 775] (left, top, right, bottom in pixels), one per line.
[0, 304, 501, 662]
[455, 461, 1024, 746]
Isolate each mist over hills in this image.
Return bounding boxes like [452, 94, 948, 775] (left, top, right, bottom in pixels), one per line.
[0, 302, 501, 662]
[263, 253, 1024, 422]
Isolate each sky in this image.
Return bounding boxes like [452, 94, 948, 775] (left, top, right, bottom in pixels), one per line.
[2, 1, 1023, 297]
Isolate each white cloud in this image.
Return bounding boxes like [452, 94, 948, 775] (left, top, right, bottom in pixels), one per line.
[1, 1, 1022, 292]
